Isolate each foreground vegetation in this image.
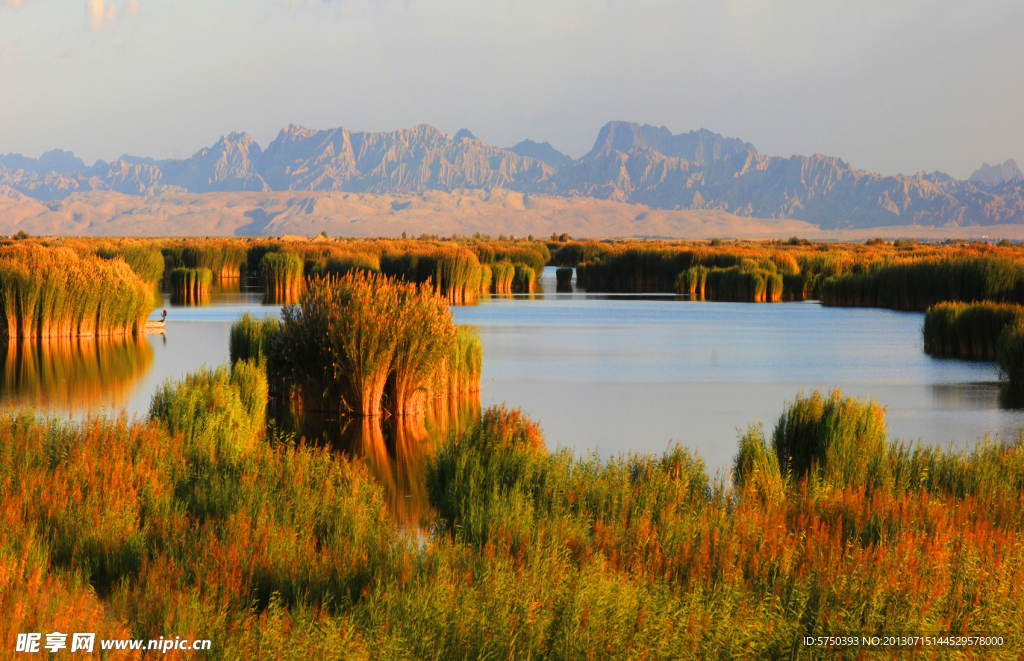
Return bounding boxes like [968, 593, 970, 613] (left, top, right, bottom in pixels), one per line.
[2, 365, 1022, 658]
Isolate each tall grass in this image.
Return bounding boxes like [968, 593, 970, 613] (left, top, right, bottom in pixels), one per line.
[386, 284, 457, 417]
[675, 265, 709, 297]
[228, 312, 281, 367]
[997, 319, 1024, 386]
[95, 241, 166, 286]
[479, 263, 492, 293]
[766, 389, 888, 489]
[555, 266, 573, 291]
[169, 267, 213, 305]
[307, 252, 380, 279]
[822, 255, 1024, 310]
[471, 241, 548, 277]
[259, 252, 304, 303]
[270, 272, 478, 417]
[512, 265, 535, 293]
[149, 361, 268, 465]
[923, 301, 1024, 359]
[489, 262, 515, 294]
[380, 247, 483, 304]
[3, 379, 1024, 656]
[164, 240, 248, 280]
[0, 244, 153, 339]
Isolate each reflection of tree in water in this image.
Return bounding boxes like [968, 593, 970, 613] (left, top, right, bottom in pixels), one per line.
[274, 396, 481, 530]
[0, 337, 155, 414]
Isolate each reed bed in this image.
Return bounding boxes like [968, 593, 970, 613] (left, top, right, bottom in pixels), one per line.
[560, 238, 1024, 306]
[479, 263, 492, 293]
[267, 272, 478, 418]
[433, 327, 482, 399]
[551, 240, 613, 266]
[997, 319, 1024, 386]
[259, 252, 304, 303]
[675, 265, 709, 297]
[94, 241, 166, 286]
[168, 266, 213, 305]
[0, 244, 153, 340]
[228, 312, 281, 368]
[164, 240, 248, 280]
[555, 266, 573, 291]
[821, 255, 1024, 310]
[923, 301, 1024, 360]
[307, 252, 380, 279]
[489, 261, 515, 293]
[3, 372, 1024, 656]
[470, 241, 549, 278]
[766, 389, 888, 488]
[380, 247, 483, 304]
[511, 265, 535, 293]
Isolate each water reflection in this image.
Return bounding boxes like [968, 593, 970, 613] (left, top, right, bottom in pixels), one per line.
[929, 382, 1024, 411]
[275, 396, 481, 528]
[262, 291, 302, 306]
[0, 337, 154, 414]
[165, 278, 252, 307]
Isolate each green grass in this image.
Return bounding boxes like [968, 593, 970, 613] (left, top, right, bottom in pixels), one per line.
[754, 389, 889, 490]
[228, 312, 281, 368]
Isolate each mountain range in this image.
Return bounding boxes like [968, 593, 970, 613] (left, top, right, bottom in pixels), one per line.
[1, 121, 1021, 233]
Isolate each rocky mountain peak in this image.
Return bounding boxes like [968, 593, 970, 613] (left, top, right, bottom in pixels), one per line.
[581, 121, 757, 166]
[969, 159, 1023, 186]
[507, 139, 574, 168]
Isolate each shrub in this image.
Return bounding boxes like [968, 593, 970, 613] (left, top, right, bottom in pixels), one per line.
[771, 389, 888, 489]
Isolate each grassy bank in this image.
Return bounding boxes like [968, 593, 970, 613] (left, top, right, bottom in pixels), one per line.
[2, 382, 1022, 658]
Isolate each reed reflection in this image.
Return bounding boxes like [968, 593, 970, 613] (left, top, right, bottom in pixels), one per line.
[0, 336, 154, 413]
[275, 395, 481, 529]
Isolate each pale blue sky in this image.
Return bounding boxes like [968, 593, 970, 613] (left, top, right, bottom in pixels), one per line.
[1, 0, 1021, 179]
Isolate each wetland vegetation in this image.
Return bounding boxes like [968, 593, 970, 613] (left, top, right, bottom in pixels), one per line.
[3, 234, 1024, 657]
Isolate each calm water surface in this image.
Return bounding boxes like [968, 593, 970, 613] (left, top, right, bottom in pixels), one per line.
[4, 269, 1023, 482]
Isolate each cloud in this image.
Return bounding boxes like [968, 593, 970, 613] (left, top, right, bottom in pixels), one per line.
[127, 0, 137, 16]
[3, 0, 26, 8]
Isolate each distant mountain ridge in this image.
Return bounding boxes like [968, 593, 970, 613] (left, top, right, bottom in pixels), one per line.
[2, 121, 1021, 229]
[969, 159, 1023, 186]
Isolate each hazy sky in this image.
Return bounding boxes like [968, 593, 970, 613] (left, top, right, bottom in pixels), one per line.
[1, 0, 1021, 179]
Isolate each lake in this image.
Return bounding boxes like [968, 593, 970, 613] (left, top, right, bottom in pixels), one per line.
[3, 267, 1021, 499]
